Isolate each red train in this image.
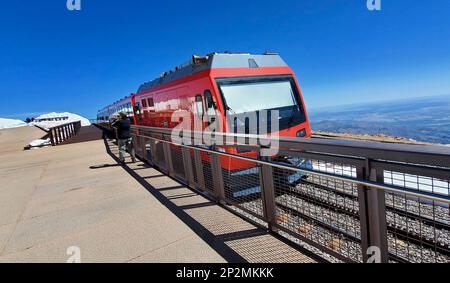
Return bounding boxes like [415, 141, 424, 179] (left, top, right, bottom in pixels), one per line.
[97, 96, 134, 125]
[99, 52, 310, 137]
[98, 52, 312, 197]
[132, 52, 311, 139]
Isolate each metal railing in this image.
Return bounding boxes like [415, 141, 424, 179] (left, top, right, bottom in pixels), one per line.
[130, 125, 450, 263]
[48, 121, 82, 146]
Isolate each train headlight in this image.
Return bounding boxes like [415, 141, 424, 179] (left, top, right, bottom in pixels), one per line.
[296, 129, 307, 138]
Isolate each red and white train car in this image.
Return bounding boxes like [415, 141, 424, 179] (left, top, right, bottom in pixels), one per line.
[100, 52, 312, 198]
[133, 52, 311, 139]
[97, 96, 134, 125]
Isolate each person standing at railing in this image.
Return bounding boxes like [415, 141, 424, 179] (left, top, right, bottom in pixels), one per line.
[112, 112, 136, 164]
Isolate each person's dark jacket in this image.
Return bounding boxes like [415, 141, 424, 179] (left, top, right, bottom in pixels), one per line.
[112, 118, 132, 139]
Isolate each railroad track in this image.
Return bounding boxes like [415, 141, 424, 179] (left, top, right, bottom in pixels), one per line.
[297, 179, 450, 231]
[270, 179, 450, 263]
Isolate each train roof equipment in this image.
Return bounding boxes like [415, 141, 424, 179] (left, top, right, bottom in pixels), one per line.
[137, 52, 288, 94]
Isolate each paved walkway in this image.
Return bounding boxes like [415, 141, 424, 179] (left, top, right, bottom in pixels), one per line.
[0, 126, 46, 154]
[0, 126, 316, 263]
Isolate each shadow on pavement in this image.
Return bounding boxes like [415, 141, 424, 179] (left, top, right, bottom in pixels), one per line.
[102, 134, 248, 263]
[89, 164, 121, 169]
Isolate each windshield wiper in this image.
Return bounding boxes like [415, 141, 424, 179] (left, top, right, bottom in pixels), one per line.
[287, 105, 297, 127]
[226, 106, 236, 115]
[287, 89, 299, 126]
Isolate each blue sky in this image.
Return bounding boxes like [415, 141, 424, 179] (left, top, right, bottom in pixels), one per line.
[1, 0, 450, 120]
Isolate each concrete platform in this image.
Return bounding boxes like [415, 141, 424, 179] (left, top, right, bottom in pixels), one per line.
[0, 126, 46, 154]
[0, 126, 316, 263]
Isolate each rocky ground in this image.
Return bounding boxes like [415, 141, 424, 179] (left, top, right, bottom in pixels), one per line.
[313, 131, 450, 147]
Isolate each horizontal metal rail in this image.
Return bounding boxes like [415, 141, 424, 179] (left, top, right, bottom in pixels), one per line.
[132, 131, 450, 205]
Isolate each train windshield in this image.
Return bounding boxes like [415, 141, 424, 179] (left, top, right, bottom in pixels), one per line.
[217, 76, 306, 131]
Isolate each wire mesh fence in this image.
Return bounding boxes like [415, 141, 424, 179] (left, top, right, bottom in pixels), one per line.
[130, 127, 450, 263]
[199, 150, 215, 194]
[222, 162, 265, 219]
[170, 144, 186, 179]
[383, 171, 450, 263]
[271, 156, 364, 262]
[153, 140, 167, 171]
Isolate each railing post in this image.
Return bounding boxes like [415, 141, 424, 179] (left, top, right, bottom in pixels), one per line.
[146, 139, 156, 166]
[63, 126, 66, 141]
[140, 137, 147, 161]
[210, 152, 225, 201]
[162, 134, 174, 176]
[181, 147, 195, 188]
[357, 166, 370, 263]
[194, 149, 206, 190]
[259, 153, 277, 232]
[358, 159, 389, 263]
[57, 127, 62, 144]
[49, 129, 56, 146]
[137, 135, 144, 160]
[53, 128, 57, 145]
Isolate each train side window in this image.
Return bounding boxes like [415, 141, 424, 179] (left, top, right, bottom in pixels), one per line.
[134, 102, 142, 121]
[148, 98, 154, 107]
[204, 90, 217, 127]
[195, 95, 204, 117]
[204, 90, 216, 110]
[142, 99, 148, 108]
